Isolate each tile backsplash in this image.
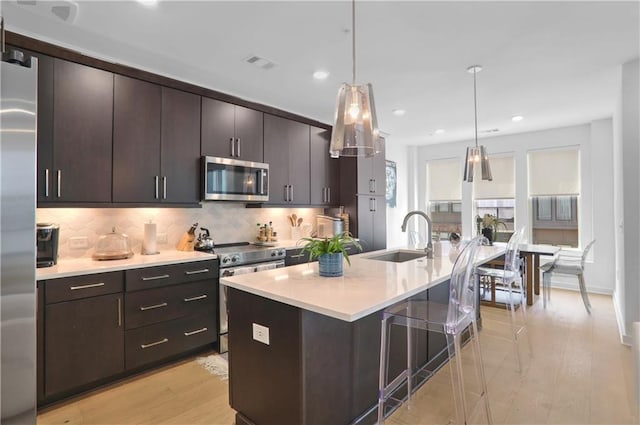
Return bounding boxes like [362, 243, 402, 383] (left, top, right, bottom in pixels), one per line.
[37, 204, 323, 259]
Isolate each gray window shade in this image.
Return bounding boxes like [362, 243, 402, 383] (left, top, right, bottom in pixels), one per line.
[528, 148, 580, 196]
[474, 155, 515, 199]
[427, 159, 461, 201]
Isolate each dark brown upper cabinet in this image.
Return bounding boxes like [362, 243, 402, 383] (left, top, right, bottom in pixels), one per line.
[264, 114, 310, 205]
[201, 97, 264, 163]
[355, 140, 387, 197]
[309, 126, 339, 206]
[37, 57, 113, 203]
[113, 75, 162, 203]
[113, 77, 201, 204]
[160, 87, 201, 204]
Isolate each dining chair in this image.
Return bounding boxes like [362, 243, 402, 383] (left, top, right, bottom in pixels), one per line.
[377, 237, 492, 424]
[540, 239, 596, 313]
[476, 226, 531, 373]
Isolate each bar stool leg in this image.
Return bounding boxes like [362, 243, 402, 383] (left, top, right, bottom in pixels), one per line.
[447, 332, 468, 425]
[469, 321, 493, 424]
[577, 273, 592, 314]
[378, 315, 390, 424]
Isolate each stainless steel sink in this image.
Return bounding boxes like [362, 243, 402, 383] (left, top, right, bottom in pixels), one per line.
[366, 250, 428, 263]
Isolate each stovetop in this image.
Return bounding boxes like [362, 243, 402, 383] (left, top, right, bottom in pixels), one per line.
[213, 242, 286, 267]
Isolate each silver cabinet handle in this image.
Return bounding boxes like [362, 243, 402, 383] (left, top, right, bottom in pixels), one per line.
[370, 198, 375, 212]
[372, 197, 377, 212]
[230, 138, 235, 157]
[45, 168, 50, 198]
[290, 254, 304, 259]
[117, 297, 122, 327]
[369, 179, 374, 193]
[321, 187, 326, 204]
[141, 338, 168, 349]
[236, 138, 241, 157]
[289, 184, 293, 202]
[139, 302, 168, 311]
[162, 176, 167, 199]
[141, 274, 170, 281]
[184, 268, 209, 275]
[154, 176, 159, 199]
[57, 170, 61, 198]
[184, 294, 208, 302]
[184, 327, 208, 337]
[327, 187, 331, 204]
[284, 185, 288, 202]
[373, 179, 377, 194]
[70, 282, 105, 291]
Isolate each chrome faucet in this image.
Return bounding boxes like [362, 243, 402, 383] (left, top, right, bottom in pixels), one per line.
[401, 210, 434, 258]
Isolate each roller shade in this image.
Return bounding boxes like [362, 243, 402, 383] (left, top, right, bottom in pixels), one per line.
[528, 148, 580, 196]
[474, 155, 514, 199]
[427, 159, 461, 201]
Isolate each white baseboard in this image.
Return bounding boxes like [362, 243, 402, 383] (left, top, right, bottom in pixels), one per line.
[612, 292, 631, 346]
[549, 275, 613, 295]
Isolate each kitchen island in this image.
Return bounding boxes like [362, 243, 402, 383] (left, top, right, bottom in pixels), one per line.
[221, 244, 504, 425]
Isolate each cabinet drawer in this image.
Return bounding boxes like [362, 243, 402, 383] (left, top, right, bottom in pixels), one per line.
[125, 280, 215, 330]
[45, 272, 123, 304]
[125, 313, 216, 370]
[126, 260, 217, 292]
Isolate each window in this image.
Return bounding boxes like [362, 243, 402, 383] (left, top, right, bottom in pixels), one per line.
[474, 155, 515, 242]
[531, 196, 579, 247]
[528, 148, 580, 247]
[427, 159, 462, 241]
[429, 201, 462, 240]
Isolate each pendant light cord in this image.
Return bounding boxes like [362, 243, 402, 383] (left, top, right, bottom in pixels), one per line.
[351, 0, 356, 84]
[473, 68, 478, 148]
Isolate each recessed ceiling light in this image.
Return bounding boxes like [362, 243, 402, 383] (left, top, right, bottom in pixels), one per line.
[136, 0, 158, 7]
[434, 129, 445, 135]
[512, 115, 524, 122]
[392, 109, 406, 116]
[313, 70, 330, 80]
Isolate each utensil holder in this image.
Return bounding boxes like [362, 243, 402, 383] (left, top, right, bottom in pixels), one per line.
[291, 226, 302, 241]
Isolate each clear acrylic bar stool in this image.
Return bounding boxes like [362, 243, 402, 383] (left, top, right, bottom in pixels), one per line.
[377, 237, 492, 424]
[476, 226, 531, 373]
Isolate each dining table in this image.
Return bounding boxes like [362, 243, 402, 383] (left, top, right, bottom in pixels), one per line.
[519, 243, 560, 305]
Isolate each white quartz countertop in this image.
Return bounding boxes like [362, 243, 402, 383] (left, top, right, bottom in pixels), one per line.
[221, 243, 505, 322]
[37, 250, 216, 280]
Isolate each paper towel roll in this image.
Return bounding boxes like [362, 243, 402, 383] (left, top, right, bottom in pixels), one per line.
[143, 222, 158, 255]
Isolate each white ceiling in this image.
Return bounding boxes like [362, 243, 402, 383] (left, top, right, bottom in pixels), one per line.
[3, 0, 639, 146]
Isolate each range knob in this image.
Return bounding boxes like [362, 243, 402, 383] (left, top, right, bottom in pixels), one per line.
[222, 256, 231, 264]
[231, 255, 240, 263]
[270, 251, 277, 257]
[278, 249, 286, 257]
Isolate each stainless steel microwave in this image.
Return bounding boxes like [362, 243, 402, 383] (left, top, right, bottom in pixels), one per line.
[202, 156, 269, 202]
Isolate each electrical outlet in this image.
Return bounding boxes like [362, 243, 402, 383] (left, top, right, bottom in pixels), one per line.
[157, 233, 168, 244]
[69, 236, 89, 249]
[252, 323, 270, 345]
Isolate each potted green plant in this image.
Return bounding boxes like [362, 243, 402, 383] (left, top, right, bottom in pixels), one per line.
[299, 232, 362, 277]
[477, 214, 507, 245]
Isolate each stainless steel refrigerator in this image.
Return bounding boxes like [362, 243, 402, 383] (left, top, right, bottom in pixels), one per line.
[1, 50, 38, 423]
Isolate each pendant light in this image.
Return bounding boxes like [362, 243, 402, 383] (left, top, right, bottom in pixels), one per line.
[329, 0, 379, 158]
[463, 65, 492, 182]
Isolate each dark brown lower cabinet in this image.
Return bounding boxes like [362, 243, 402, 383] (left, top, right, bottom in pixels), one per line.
[44, 292, 124, 398]
[38, 260, 218, 406]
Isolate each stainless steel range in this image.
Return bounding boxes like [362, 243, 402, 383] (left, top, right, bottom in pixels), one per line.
[216, 243, 286, 353]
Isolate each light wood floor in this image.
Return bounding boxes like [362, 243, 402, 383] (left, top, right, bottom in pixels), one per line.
[38, 289, 636, 425]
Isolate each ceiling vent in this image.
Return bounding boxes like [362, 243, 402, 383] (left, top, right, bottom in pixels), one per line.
[15, 0, 79, 23]
[243, 55, 278, 70]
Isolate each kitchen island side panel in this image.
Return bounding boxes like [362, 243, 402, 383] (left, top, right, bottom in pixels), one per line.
[227, 288, 302, 425]
[227, 286, 442, 425]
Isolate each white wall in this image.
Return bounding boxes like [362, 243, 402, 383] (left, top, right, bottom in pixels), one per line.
[412, 121, 615, 295]
[614, 58, 640, 344]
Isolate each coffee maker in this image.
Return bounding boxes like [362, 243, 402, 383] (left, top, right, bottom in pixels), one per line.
[37, 223, 59, 268]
